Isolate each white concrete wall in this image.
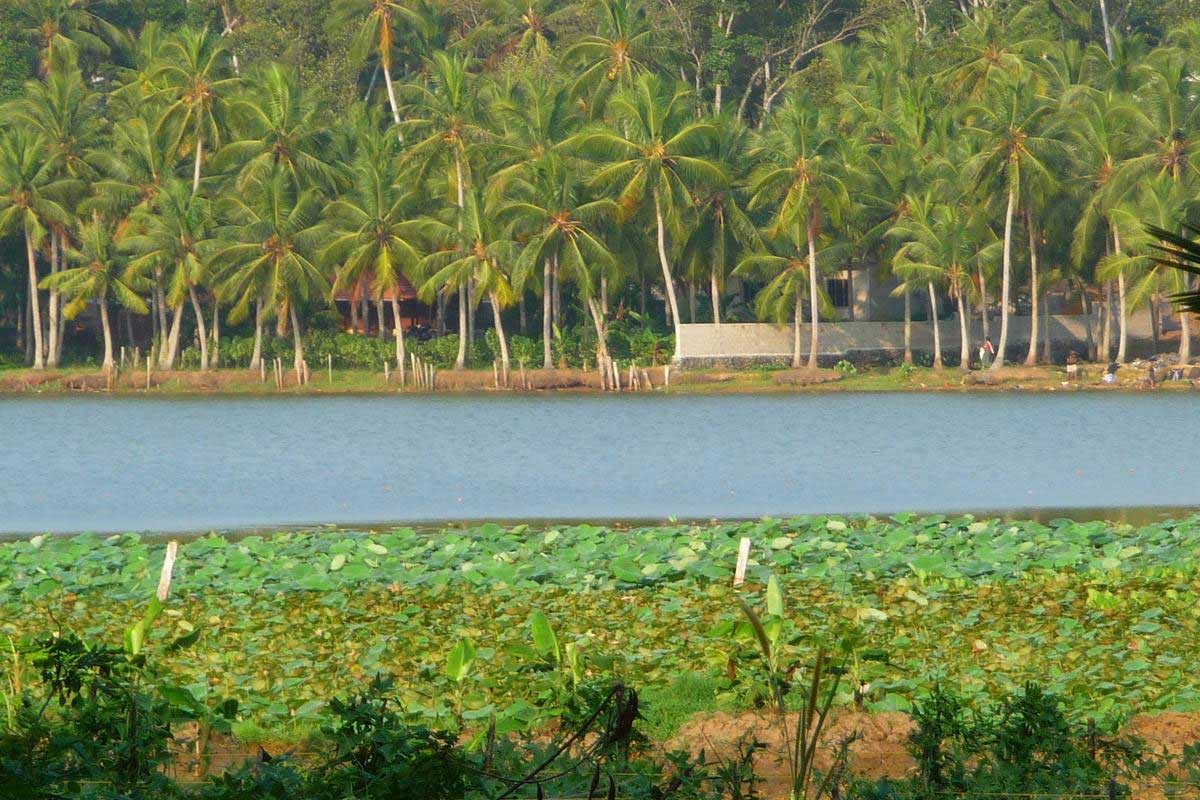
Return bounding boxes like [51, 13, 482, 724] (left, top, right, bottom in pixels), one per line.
[677, 311, 1156, 366]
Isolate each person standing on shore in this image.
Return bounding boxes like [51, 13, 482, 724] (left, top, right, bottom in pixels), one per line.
[979, 338, 995, 369]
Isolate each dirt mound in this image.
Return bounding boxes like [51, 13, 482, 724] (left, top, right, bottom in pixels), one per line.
[1124, 712, 1200, 757]
[670, 710, 915, 797]
[670, 709, 1200, 798]
[771, 368, 843, 386]
[0, 370, 64, 392]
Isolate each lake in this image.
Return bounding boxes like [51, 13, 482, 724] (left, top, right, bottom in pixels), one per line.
[0, 393, 1196, 534]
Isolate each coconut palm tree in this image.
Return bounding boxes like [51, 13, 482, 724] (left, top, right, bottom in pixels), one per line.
[153, 26, 239, 196]
[332, 0, 424, 125]
[734, 220, 842, 369]
[5, 50, 103, 366]
[502, 157, 617, 365]
[943, 8, 1044, 99]
[458, 0, 576, 61]
[84, 109, 179, 352]
[748, 92, 852, 370]
[566, 73, 723, 360]
[213, 63, 338, 194]
[41, 213, 148, 370]
[487, 78, 579, 193]
[417, 187, 517, 371]
[679, 114, 762, 327]
[401, 50, 488, 368]
[963, 76, 1059, 370]
[0, 129, 74, 369]
[322, 154, 426, 373]
[123, 180, 212, 368]
[1128, 176, 1194, 363]
[13, 0, 125, 73]
[887, 193, 999, 368]
[1064, 87, 1147, 362]
[208, 169, 327, 376]
[565, 0, 659, 111]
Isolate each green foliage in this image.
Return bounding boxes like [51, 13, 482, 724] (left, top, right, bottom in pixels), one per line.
[5, 515, 1200, 738]
[853, 682, 1143, 798]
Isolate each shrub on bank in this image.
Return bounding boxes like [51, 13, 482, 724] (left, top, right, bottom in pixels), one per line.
[180, 325, 675, 371]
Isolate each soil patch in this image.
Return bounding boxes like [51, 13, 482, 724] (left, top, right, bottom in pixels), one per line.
[671, 710, 1200, 798]
[670, 710, 915, 797]
[770, 368, 842, 386]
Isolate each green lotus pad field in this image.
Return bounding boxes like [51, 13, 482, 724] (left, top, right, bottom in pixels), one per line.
[3, 515, 1198, 739]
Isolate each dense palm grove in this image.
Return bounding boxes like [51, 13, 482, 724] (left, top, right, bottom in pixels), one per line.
[1, 0, 1198, 374]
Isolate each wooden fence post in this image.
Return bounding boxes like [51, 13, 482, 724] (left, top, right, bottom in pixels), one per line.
[157, 541, 179, 602]
[733, 537, 751, 587]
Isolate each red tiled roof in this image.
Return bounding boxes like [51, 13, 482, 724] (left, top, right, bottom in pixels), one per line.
[334, 273, 419, 303]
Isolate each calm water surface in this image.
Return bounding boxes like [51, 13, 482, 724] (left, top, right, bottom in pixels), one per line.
[0, 393, 1196, 534]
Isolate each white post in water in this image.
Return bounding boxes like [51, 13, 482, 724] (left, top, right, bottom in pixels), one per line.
[157, 541, 179, 602]
[733, 537, 751, 587]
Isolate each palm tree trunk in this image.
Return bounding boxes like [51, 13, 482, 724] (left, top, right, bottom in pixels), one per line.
[376, 299, 386, 341]
[211, 301, 221, 367]
[189, 287, 209, 370]
[290, 303, 304, 376]
[928, 282, 942, 368]
[652, 187, 683, 360]
[552, 254, 561, 331]
[383, 65, 402, 126]
[1151, 291, 1162, 354]
[957, 291, 970, 368]
[154, 267, 167, 347]
[978, 266, 990, 339]
[1117, 273, 1128, 363]
[193, 131, 203, 196]
[24, 282, 33, 365]
[490, 291, 510, 371]
[100, 297, 114, 371]
[992, 187, 1016, 370]
[454, 152, 469, 370]
[1179, 306, 1191, 364]
[54, 230, 67, 364]
[1102, 280, 1113, 361]
[250, 297, 264, 370]
[543, 258, 553, 369]
[1099, 0, 1114, 59]
[711, 268, 721, 326]
[806, 209, 820, 370]
[25, 229, 44, 370]
[687, 281, 697, 323]
[903, 290, 912, 365]
[391, 298, 406, 379]
[792, 284, 802, 368]
[163, 304, 184, 368]
[1042, 287, 1052, 363]
[47, 230, 60, 367]
[466, 282, 475, 347]
[1114, 228, 1128, 363]
[1024, 210, 1039, 365]
[1082, 287, 1096, 362]
[455, 287, 468, 369]
[587, 297, 609, 361]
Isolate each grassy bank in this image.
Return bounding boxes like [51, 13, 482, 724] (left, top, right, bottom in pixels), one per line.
[0, 361, 1189, 395]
